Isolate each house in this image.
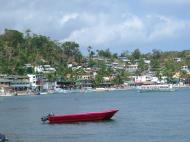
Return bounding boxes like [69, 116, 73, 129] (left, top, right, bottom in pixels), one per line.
[77, 73, 92, 80]
[144, 60, 151, 64]
[118, 57, 131, 63]
[34, 65, 44, 73]
[134, 75, 159, 84]
[75, 79, 93, 88]
[67, 64, 73, 68]
[181, 65, 189, 72]
[9, 75, 30, 91]
[27, 74, 37, 89]
[126, 64, 138, 72]
[24, 64, 33, 68]
[112, 62, 119, 66]
[27, 74, 48, 90]
[34, 65, 56, 73]
[43, 65, 56, 73]
[0, 75, 11, 86]
[174, 58, 182, 62]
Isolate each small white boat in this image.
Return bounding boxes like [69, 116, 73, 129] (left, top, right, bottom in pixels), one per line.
[54, 88, 69, 94]
[137, 84, 175, 93]
[95, 88, 109, 92]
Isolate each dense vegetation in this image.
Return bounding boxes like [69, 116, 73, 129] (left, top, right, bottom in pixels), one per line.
[0, 29, 82, 75]
[0, 29, 190, 84]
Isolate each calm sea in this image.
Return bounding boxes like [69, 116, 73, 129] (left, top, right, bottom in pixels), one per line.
[0, 88, 190, 142]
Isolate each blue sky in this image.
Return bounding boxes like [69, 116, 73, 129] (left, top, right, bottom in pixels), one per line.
[0, 0, 190, 54]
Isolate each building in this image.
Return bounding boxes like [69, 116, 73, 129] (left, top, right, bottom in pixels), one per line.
[126, 64, 138, 72]
[134, 75, 159, 84]
[9, 75, 30, 92]
[27, 74, 37, 89]
[34, 65, 56, 73]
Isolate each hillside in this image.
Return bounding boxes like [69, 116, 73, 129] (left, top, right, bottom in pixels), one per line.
[0, 29, 81, 75]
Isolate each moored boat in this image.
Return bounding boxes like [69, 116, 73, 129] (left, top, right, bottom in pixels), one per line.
[137, 84, 175, 93]
[41, 109, 118, 123]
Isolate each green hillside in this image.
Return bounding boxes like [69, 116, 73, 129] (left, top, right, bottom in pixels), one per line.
[0, 29, 82, 75]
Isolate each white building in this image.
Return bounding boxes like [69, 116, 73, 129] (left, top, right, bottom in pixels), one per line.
[181, 65, 189, 72]
[126, 64, 138, 72]
[27, 74, 37, 88]
[34, 65, 56, 73]
[174, 58, 182, 62]
[67, 64, 73, 68]
[134, 75, 159, 84]
[34, 65, 44, 73]
[144, 60, 151, 64]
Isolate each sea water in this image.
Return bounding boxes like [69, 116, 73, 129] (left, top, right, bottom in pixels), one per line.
[0, 88, 190, 142]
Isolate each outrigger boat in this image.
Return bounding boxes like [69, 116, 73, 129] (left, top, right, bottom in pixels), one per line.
[41, 109, 118, 123]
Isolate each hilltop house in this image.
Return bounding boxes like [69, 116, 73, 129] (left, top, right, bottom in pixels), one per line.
[126, 64, 138, 72]
[181, 65, 190, 72]
[34, 65, 56, 73]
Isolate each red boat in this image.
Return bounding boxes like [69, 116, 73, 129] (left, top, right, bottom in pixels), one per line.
[41, 109, 118, 123]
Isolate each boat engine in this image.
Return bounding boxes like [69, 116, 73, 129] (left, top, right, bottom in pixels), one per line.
[41, 113, 54, 122]
[41, 115, 49, 122]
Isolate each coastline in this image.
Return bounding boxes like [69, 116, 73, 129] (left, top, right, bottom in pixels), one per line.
[1, 84, 189, 97]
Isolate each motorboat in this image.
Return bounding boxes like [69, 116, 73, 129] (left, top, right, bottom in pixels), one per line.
[41, 109, 118, 123]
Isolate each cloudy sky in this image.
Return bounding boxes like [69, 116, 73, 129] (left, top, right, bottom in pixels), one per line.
[0, 0, 190, 54]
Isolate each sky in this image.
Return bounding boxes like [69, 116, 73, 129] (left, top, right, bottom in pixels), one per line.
[0, 0, 190, 54]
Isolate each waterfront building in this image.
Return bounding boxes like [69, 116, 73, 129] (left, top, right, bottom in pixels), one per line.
[9, 76, 30, 91]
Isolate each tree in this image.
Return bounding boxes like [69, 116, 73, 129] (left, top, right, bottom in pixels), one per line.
[162, 60, 180, 82]
[94, 73, 104, 87]
[97, 49, 112, 58]
[112, 74, 123, 85]
[25, 29, 31, 38]
[88, 59, 97, 67]
[62, 41, 80, 56]
[132, 49, 141, 60]
[137, 58, 148, 75]
[150, 59, 160, 71]
[113, 53, 118, 59]
[87, 46, 93, 58]
[2, 29, 24, 47]
[0, 29, 66, 75]
[62, 41, 81, 63]
[152, 49, 162, 59]
[120, 50, 130, 58]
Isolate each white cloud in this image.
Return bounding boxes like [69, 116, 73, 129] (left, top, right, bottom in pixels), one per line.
[147, 15, 189, 41]
[0, 0, 190, 52]
[65, 13, 190, 48]
[144, 0, 190, 5]
[59, 13, 78, 26]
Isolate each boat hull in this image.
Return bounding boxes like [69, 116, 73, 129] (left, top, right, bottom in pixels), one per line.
[47, 109, 118, 123]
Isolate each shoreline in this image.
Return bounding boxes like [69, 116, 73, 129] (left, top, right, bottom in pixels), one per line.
[1, 84, 190, 97]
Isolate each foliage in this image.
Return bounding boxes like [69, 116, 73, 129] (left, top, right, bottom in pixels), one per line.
[0, 29, 81, 75]
[131, 48, 141, 60]
[137, 58, 148, 75]
[161, 60, 180, 81]
[97, 48, 112, 58]
[0, 28, 190, 85]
